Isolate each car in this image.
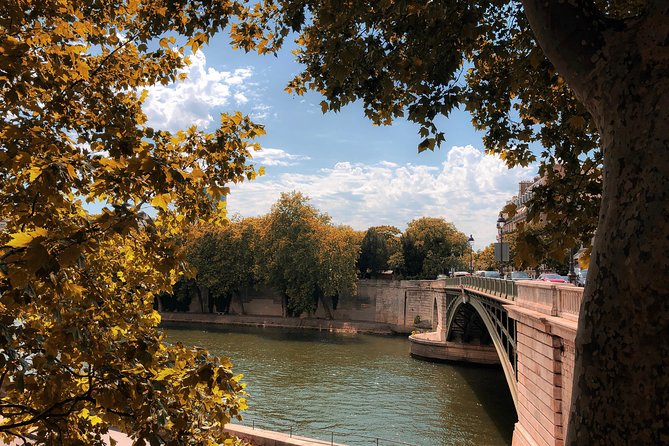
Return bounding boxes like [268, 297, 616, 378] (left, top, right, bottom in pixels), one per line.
[577, 269, 587, 287]
[452, 271, 471, 277]
[537, 273, 567, 283]
[436, 274, 449, 280]
[505, 271, 532, 281]
[476, 270, 501, 278]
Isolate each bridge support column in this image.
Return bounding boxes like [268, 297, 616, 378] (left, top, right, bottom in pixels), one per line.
[506, 284, 578, 446]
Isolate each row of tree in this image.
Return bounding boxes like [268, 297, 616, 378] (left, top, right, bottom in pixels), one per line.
[168, 192, 359, 317]
[358, 219, 471, 278]
[164, 194, 481, 315]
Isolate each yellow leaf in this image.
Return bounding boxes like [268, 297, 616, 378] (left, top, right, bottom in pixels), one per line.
[151, 193, 171, 211]
[63, 282, 86, 298]
[89, 415, 103, 426]
[154, 368, 176, 381]
[28, 167, 43, 182]
[5, 228, 48, 248]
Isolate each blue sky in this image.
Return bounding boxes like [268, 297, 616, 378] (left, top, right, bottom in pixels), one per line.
[142, 35, 537, 249]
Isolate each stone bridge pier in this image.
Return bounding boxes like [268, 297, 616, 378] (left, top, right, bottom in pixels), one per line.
[409, 279, 582, 446]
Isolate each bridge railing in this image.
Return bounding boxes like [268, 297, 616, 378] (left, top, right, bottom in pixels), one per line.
[516, 282, 584, 320]
[443, 277, 517, 301]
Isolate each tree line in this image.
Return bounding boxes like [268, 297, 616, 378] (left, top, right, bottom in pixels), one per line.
[161, 192, 478, 316]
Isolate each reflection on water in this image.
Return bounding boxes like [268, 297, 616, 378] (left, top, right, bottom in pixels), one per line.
[164, 324, 516, 445]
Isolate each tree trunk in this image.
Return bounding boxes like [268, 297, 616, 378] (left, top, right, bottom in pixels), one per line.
[567, 24, 669, 444]
[521, 1, 669, 443]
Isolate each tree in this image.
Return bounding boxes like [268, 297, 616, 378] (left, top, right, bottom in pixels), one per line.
[317, 224, 361, 315]
[474, 244, 499, 272]
[185, 220, 256, 314]
[262, 192, 323, 315]
[358, 225, 401, 277]
[261, 192, 360, 316]
[401, 217, 468, 279]
[236, 1, 668, 442]
[1, 1, 260, 443]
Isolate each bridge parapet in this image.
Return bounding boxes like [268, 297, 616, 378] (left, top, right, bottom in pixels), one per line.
[443, 277, 517, 300]
[516, 282, 583, 321]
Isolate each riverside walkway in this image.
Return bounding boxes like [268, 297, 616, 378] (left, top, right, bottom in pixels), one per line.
[409, 277, 582, 446]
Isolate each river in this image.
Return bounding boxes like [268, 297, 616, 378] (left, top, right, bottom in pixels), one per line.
[165, 325, 516, 446]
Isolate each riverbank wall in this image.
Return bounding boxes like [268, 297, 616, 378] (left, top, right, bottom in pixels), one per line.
[160, 312, 398, 335]
[162, 279, 447, 334]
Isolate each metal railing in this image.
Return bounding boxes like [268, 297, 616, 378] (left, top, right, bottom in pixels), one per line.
[235, 416, 421, 446]
[442, 276, 517, 301]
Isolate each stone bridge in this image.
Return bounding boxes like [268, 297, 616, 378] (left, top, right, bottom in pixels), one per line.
[409, 278, 583, 446]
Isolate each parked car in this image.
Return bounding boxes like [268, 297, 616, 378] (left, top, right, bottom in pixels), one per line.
[476, 270, 501, 278]
[577, 269, 588, 287]
[436, 274, 449, 280]
[537, 273, 567, 283]
[453, 271, 471, 277]
[505, 271, 532, 281]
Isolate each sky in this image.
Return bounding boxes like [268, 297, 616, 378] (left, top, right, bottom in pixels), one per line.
[142, 35, 538, 250]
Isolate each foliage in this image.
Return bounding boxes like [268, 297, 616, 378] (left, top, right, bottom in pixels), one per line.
[358, 225, 401, 277]
[235, 0, 603, 262]
[0, 0, 261, 443]
[317, 224, 361, 299]
[474, 244, 499, 272]
[261, 192, 360, 315]
[400, 217, 468, 279]
[184, 220, 256, 313]
[233, 3, 669, 442]
[159, 277, 197, 312]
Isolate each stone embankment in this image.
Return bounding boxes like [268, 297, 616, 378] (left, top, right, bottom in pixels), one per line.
[162, 279, 448, 335]
[160, 312, 398, 335]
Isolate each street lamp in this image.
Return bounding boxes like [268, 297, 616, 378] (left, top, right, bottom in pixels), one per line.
[567, 246, 576, 284]
[468, 234, 474, 273]
[497, 214, 506, 275]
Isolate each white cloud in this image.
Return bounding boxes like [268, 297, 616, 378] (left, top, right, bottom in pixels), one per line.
[251, 148, 311, 166]
[142, 51, 254, 131]
[227, 145, 536, 248]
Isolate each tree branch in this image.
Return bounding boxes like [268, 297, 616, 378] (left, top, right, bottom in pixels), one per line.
[519, 0, 618, 102]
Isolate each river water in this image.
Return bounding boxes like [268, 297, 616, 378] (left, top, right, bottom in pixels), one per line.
[165, 325, 516, 446]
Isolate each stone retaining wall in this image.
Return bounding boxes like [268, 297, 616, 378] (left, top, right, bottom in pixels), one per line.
[169, 279, 447, 334]
[160, 312, 397, 335]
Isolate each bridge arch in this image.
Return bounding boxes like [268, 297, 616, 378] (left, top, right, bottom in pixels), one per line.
[445, 295, 518, 409]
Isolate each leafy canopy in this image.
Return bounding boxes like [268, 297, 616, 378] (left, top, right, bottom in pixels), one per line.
[261, 192, 360, 315]
[235, 0, 607, 259]
[0, 0, 265, 443]
[396, 217, 469, 279]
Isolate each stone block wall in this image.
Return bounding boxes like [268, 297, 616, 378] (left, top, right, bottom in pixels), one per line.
[181, 279, 445, 333]
[507, 285, 579, 446]
[559, 339, 575, 436]
[515, 322, 564, 446]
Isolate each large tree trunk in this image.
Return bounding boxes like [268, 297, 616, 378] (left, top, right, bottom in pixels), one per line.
[522, 1, 669, 443]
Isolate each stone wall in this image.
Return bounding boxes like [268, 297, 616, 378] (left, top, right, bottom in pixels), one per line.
[175, 279, 446, 334]
[506, 282, 580, 446]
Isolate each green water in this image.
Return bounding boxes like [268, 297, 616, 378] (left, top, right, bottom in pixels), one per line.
[165, 325, 516, 445]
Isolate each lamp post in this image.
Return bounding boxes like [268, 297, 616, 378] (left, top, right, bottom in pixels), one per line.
[567, 246, 576, 284]
[496, 214, 506, 276]
[468, 234, 474, 273]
